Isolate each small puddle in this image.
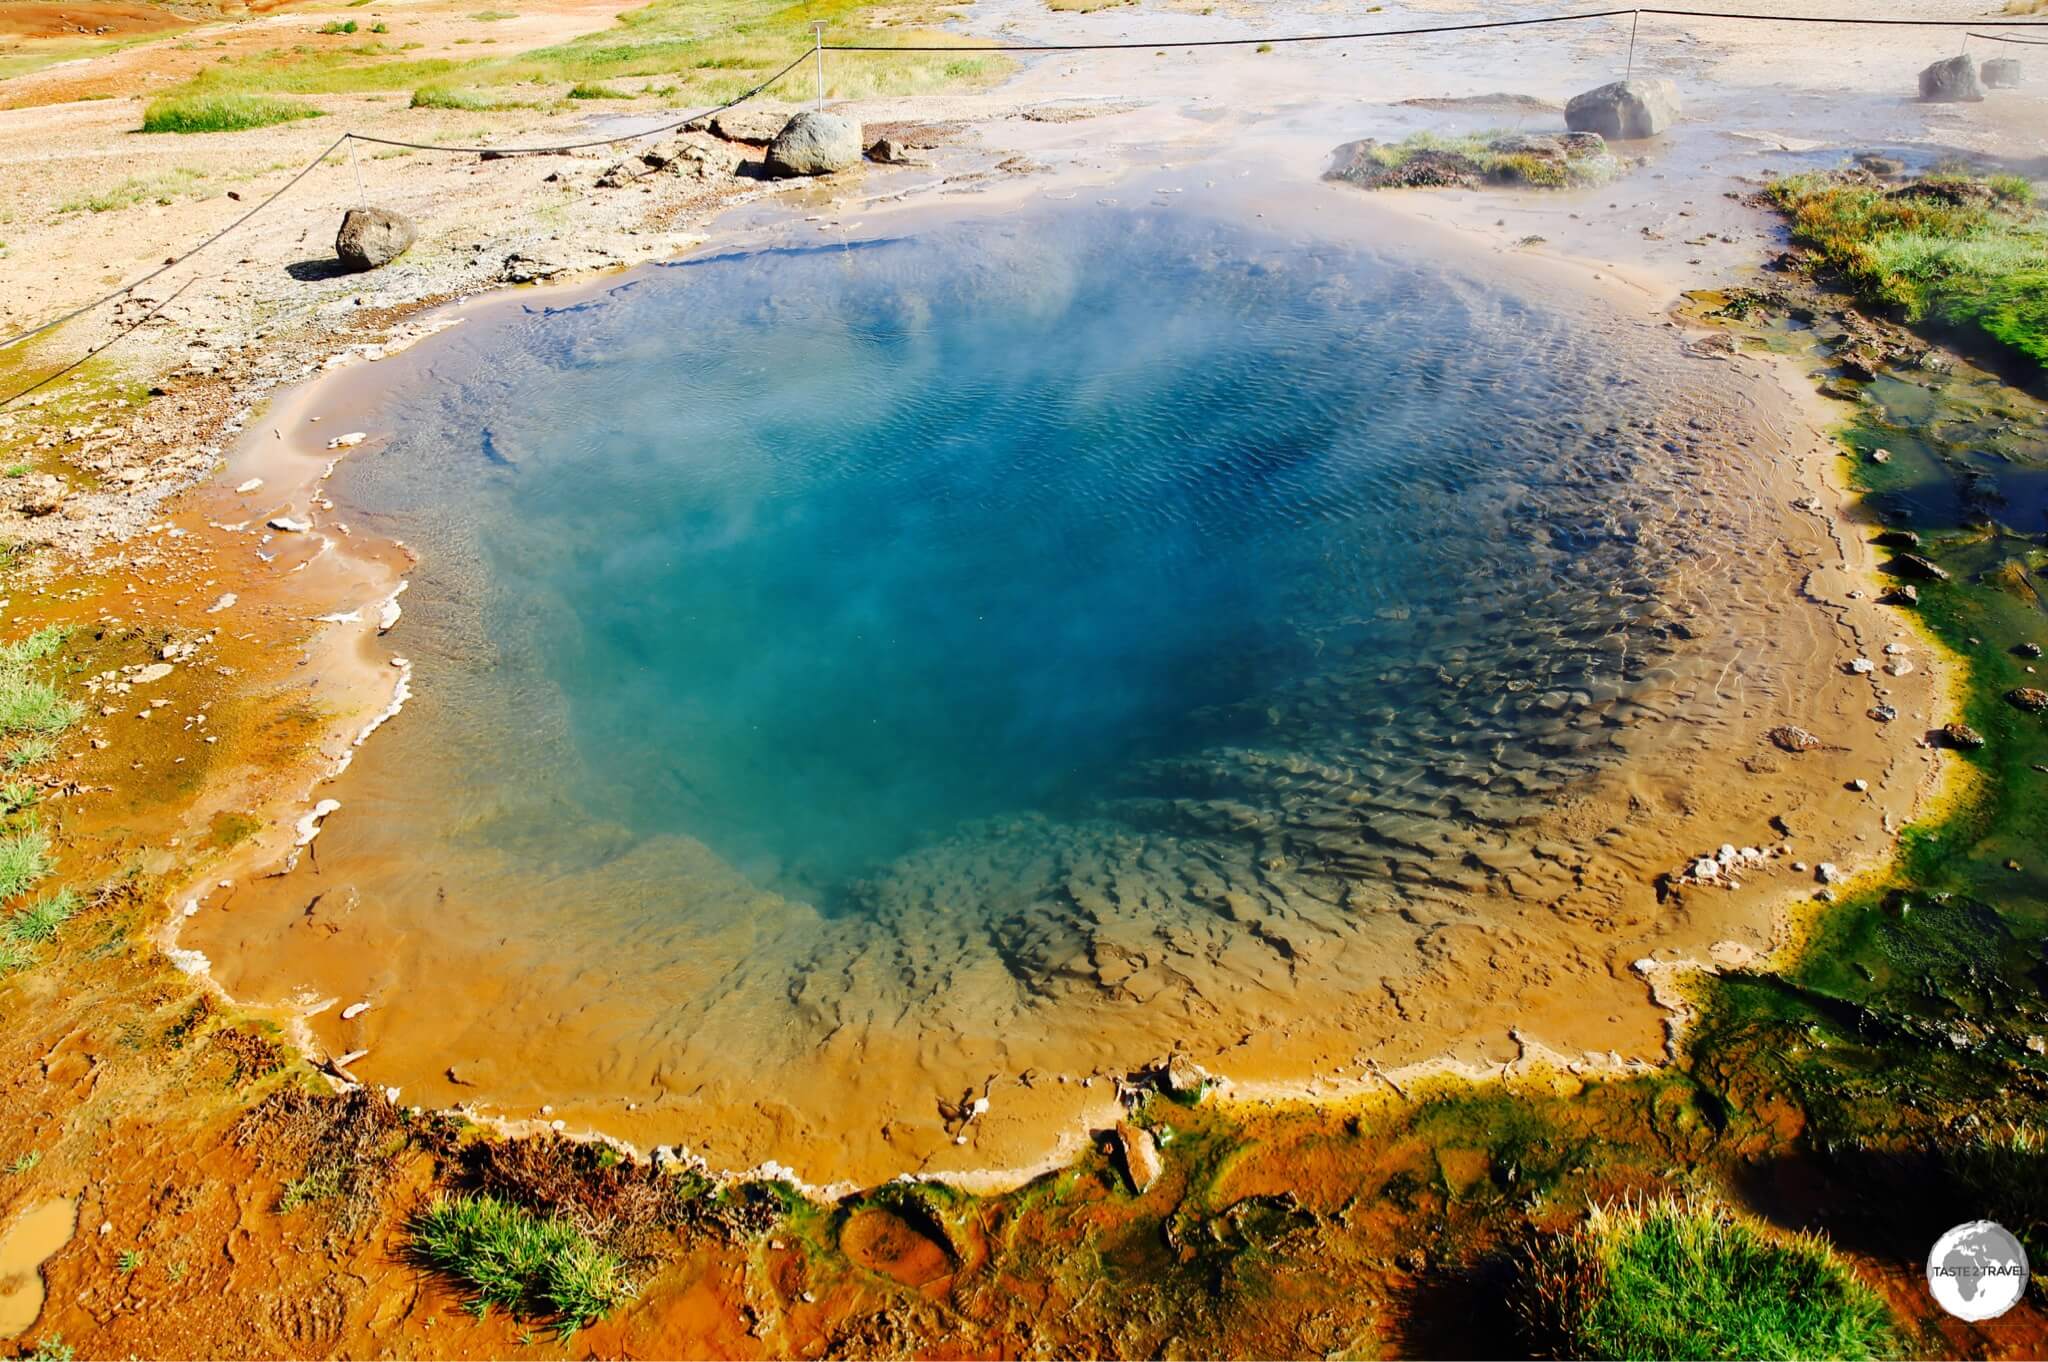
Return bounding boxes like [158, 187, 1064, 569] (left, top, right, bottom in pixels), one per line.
[0, 1197, 79, 1341]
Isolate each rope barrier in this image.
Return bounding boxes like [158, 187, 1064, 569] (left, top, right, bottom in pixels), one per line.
[0, 134, 351, 355]
[822, 5, 2048, 52]
[1967, 30, 2048, 46]
[346, 48, 809, 154]
[0, 49, 811, 366]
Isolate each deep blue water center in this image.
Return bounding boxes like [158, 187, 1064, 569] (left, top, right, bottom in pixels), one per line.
[343, 204, 1666, 909]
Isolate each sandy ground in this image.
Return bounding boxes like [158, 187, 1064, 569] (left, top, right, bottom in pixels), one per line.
[0, 0, 2040, 1247]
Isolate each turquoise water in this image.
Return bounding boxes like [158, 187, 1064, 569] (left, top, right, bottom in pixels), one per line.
[335, 203, 1725, 914]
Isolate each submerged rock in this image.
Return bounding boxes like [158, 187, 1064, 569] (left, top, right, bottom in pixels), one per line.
[1918, 55, 1985, 103]
[1887, 553, 1949, 582]
[1941, 722, 1986, 750]
[335, 207, 416, 272]
[2007, 687, 2048, 714]
[1767, 724, 1824, 753]
[1116, 1121, 1163, 1193]
[765, 111, 862, 177]
[1983, 57, 2026, 90]
[1564, 78, 1680, 139]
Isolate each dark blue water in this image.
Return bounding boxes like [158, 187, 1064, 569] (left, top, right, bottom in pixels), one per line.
[337, 203, 1724, 911]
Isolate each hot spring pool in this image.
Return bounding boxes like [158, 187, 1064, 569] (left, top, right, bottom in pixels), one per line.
[197, 193, 1803, 1177]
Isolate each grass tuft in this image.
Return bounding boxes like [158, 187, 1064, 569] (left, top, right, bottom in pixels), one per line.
[1768, 170, 2048, 365]
[410, 1193, 633, 1332]
[0, 828, 52, 903]
[565, 81, 630, 99]
[141, 92, 324, 134]
[409, 86, 532, 110]
[4, 888, 78, 944]
[1516, 1194, 1899, 1360]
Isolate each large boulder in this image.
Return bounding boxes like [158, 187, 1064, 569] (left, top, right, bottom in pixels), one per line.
[1564, 78, 1680, 139]
[764, 111, 862, 177]
[1918, 55, 1985, 102]
[335, 207, 416, 272]
[1983, 57, 2026, 90]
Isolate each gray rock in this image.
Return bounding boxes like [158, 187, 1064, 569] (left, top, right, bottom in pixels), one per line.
[1983, 57, 2026, 89]
[1918, 55, 1985, 103]
[765, 110, 862, 177]
[1564, 78, 1680, 139]
[704, 106, 797, 144]
[867, 137, 913, 164]
[335, 207, 416, 272]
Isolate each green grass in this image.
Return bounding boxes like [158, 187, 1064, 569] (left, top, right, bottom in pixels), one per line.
[565, 81, 630, 99]
[408, 86, 532, 110]
[1518, 1195, 1899, 1360]
[0, 627, 80, 752]
[148, 0, 1004, 115]
[6, 737, 58, 772]
[280, 1165, 347, 1212]
[0, 829, 52, 903]
[1768, 171, 2048, 364]
[58, 167, 208, 214]
[4, 888, 77, 944]
[409, 1194, 633, 1333]
[140, 91, 325, 134]
[318, 19, 360, 35]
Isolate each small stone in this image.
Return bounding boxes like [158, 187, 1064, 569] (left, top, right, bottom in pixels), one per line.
[236, 478, 264, 494]
[1869, 448, 1891, 464]
[1767, 725, 1823, 753]
[1851, 778, 1868, 792]
[2006, 687, 2048, 714]
[1869, 703, 1897, 723]
[268, 516, 310, 533]
[2017, 642, 2043, 659]
[1816, 862, 1841, 884]
[1848, 658, 1875, 674]
[341, 1001, 370, 1021]
[326, 432, 367, 450]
